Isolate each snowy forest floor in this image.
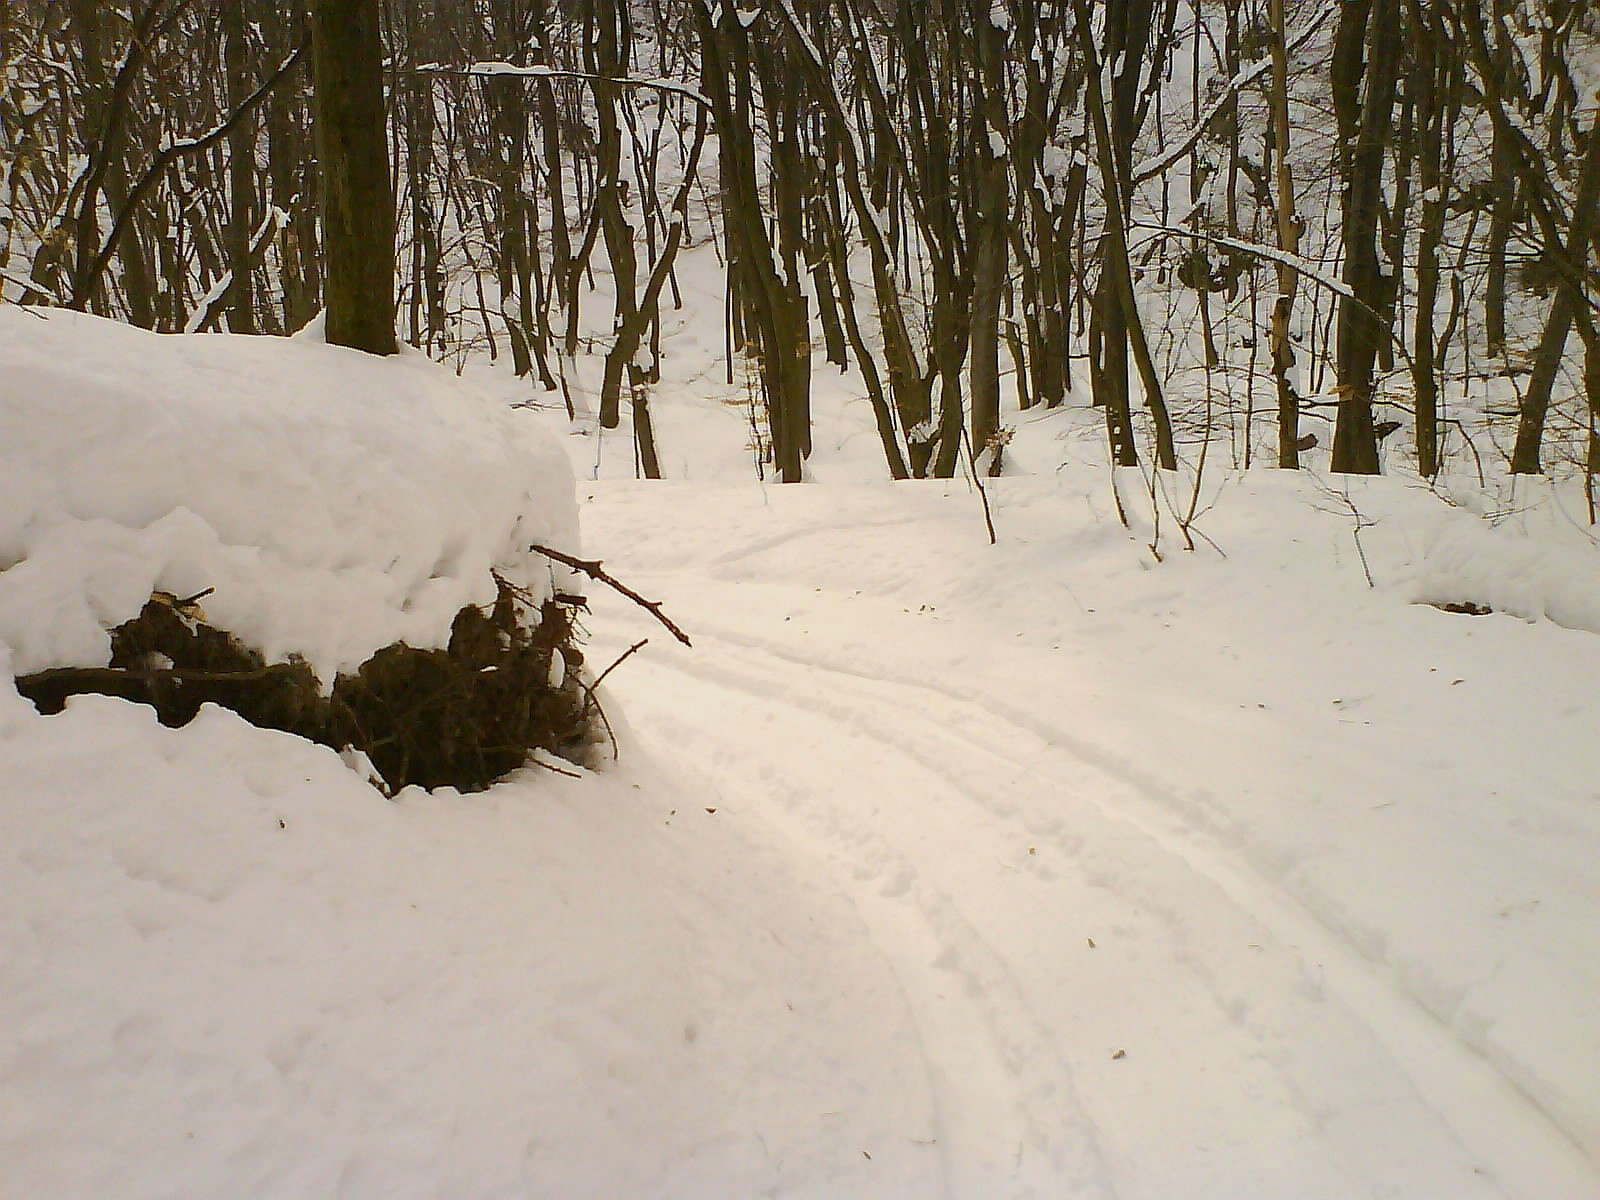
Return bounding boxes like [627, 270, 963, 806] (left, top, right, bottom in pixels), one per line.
[5, 288, 1600, 1197]
[559, 458, 1600, 1200]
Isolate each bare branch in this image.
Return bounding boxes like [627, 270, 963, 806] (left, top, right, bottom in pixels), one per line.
[70, 38, 308, 311]
[530, 544, 693, 647]
[1131, 0, 1337, 185]
[418, 62, 710, 109]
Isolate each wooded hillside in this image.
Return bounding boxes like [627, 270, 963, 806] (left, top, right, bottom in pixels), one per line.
[3, 0, 1596, 487]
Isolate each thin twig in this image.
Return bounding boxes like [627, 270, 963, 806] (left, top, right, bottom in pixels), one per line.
[531, 544, 692, 646]
[1323, 484, 1376, 588]
[592, 638, 649, 691]
[959, 424, 999, 546]
[574, 678, 620, 760]
[529, 753, 583, 779]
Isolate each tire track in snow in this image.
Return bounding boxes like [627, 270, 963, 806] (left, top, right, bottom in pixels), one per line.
[599, 600, 1600, 1199]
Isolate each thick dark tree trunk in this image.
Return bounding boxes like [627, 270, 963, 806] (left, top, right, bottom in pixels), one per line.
[311, 0, 397, 356]
[1331, 0, 1400, 474]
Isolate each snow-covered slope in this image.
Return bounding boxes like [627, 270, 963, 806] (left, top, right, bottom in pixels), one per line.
[4, 302, 1600, 1199]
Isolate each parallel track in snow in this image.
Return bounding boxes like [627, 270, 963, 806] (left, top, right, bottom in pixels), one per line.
[598, 593, 1600, 1200]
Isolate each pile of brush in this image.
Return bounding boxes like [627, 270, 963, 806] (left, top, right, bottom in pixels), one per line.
[16, 578, 592, 794]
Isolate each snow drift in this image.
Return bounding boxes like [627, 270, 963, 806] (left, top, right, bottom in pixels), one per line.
[0, 306, 580, 687]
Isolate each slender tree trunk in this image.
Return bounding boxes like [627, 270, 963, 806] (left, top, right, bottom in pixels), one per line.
[1484, 123, 1516, 356]
[1511, 106, 1600, 474]
[967, 0, 1010, 472]
[223, 0, 257, 332]
[693, 0, 806, 481]
[1408, 0, 1455, 478]
[789, 0, 929, 473]
[1268, 0, 1301, 467]
[1076, 0, 1176, 469]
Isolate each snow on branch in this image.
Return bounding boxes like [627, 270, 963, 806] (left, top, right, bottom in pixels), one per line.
[1132, 220, 1420, 368]
[72, 39, 308, 310]
[182, 206, 289, 334]
[420, 61, 710, 110]
[1132, 0, 1336, 186]
[1130, 219, 1353, 300]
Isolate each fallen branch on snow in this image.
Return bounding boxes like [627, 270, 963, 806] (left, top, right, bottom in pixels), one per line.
[531, 544, 693, 647]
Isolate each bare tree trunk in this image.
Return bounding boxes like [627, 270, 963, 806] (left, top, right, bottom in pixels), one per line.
[399, 0, 444, 352]
[1510, 107, 1600, 474]
[1407, 0, 1457, 478]
[1076, 0, 1177, 470]
[967, 0, 1010, 474]
[222, 0, 257, 332]
[1484, 122, 1516, 356]
[1268, 0, 1301, 467]
[693, 0, 807, 481]
[66, 0, 173, 313]
[787, 0, 929, 473]
[1331, 0, 1400, 474]
[311, 0, 397, 355]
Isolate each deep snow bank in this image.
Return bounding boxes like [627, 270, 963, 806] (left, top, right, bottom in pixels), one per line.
[1413, 501, 1600, 634]
[0, 307, 579, 685]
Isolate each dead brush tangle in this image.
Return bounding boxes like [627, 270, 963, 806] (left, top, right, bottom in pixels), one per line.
[17, 578, 591, 793]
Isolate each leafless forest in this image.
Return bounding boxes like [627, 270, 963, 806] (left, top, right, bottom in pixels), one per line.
[3, 0, 1597, 487]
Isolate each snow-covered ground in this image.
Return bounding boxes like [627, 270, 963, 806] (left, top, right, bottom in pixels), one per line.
[4, 298, 1600, 1199]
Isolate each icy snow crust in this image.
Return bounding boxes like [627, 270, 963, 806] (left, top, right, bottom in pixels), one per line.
[0, 307, 579, 683]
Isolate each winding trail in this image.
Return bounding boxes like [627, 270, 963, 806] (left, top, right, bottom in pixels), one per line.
[583, 481, 1600, 1200]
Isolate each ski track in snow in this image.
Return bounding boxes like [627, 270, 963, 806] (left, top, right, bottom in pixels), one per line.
[10, 307, 1600, 1197]
[595, 565, 1599, 1200]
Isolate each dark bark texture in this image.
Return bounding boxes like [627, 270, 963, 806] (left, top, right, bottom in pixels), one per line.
[312, 0, 397, 355]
